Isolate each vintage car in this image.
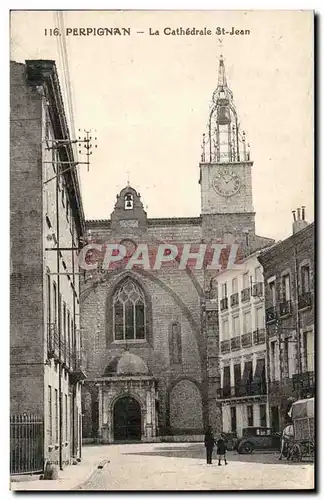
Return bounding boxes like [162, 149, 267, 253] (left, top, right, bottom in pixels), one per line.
[234, 427, 281, 454]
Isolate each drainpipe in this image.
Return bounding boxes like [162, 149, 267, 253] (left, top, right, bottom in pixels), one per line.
[56, 153, 63, 471]
[293, 247, 302, 399]
[71, 220, 76, 458]
[264, 321, 271, 428]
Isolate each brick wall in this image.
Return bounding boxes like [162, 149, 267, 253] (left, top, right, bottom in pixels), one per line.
[10, 61, 44, 414]
[258, 222, 315, 429]
[81, 214, 206, 437]
[10, 60, 84, 462]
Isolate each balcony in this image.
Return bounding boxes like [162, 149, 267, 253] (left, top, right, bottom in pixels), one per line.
[253, 328, 266, 345]
[241, 332, 252, 348]
[220, 340, 230, 353]
[266, 306, 277, 323]
[47, 323, 59, 359]
[47, 324, 75, 371]
[220, 297, 228, 311]
[231, 335, 241, 351]
[298, 292, 312, 310]
[217, 386, 234, 399]
[242, 382, 267, 397]
[280, 299, 292, 317]
[217, 382, 267, 399]
[252, 282, 263, 298]
[292, 371, 315, 395]
[230, 292, 239, 307]
[241, 287, 251, 303]
[71, 350, 87, 383]
[217, 386, 241, 399]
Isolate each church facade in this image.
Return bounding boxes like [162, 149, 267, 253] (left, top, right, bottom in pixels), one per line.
[80, 56, 273, 443]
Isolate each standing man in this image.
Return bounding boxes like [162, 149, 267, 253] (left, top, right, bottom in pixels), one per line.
[204, 426, 215, 465]
[216, 433, 228, 466]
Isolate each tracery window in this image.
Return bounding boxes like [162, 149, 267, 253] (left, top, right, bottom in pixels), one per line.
[113, 279, 146, 341]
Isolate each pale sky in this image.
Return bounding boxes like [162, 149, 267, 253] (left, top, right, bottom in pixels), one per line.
[10, 10, 314, 241]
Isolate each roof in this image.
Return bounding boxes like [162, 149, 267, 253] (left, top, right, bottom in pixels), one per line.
[258, 222, 314, 263]
[86, 216, 202, 227]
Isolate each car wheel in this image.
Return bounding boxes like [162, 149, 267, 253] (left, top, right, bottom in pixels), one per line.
[239, 442, 254, 454]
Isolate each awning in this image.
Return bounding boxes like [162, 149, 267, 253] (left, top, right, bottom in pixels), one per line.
[290, 397, 314, 419]
[253, 359, 265, 381]
[242, 361, 253, 384]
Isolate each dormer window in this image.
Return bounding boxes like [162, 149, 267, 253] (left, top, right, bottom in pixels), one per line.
[124, 193, 133, 210]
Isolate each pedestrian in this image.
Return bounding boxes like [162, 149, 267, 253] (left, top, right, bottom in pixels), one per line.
[204, 426, 215, 465]
[216, 433, 228, 466]
[279, 424, 294, 460]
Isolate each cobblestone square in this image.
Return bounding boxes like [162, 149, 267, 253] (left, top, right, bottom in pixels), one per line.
[75, 443, 314, 491]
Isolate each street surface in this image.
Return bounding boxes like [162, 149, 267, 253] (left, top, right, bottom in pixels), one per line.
[75, 442, 314, 491]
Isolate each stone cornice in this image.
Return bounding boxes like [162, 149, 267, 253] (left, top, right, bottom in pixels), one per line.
[25, 59, 85, 238]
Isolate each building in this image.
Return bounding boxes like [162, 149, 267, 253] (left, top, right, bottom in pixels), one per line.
[215, 252, 272, 437]
[10, 60, 86, 472]
[80, 55, 272, 443]
[257, 210, 315, 432]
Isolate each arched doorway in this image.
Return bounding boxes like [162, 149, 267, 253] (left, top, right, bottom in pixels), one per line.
[113, 396, 142, 441]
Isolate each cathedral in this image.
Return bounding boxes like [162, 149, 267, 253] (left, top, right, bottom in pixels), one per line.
[80, 55, 272, 443]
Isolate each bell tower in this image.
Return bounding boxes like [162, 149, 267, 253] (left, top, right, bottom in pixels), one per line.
[200, 55, 255, 243]
[111, 185, 147, 234]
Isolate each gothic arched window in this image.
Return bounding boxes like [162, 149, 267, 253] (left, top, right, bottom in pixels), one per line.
[113, 279, 146, 341]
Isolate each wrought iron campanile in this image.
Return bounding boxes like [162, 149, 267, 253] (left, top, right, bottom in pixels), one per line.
[202, 55, 250, 164]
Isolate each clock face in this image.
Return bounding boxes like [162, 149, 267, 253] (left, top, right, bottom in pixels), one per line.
[212, 170, 241, 197]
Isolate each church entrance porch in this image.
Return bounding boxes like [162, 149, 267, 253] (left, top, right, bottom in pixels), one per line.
[94, 375, 157, 444]
[84, 350, 158, 444]
[113, 396, 141, 441]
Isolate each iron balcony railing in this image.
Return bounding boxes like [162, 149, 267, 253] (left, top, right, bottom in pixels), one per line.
[241, 332, 252, 348]
[253, 328, 266, 345]
[298, 291, 312, 310]
[71, 349, 87, 382]
[217, 382, 267, 399]
[266, 306, 277, 323]
[230, 292, 239, 307]
[220, 297, 228, 311]
[280, 299, 292, 317]
[47, 323, 75, 370]
[292, 371, 315, 393]
[241, 287, 251, 303]
[221, 332, 266, 353]
[231, 335, 241, 351]
[220, 340, 230, 353]
[252, 282, 264, 298]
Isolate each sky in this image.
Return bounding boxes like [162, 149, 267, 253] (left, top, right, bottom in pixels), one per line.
[10, 10, 314, 241]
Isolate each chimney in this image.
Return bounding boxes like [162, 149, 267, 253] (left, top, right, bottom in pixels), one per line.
[293, 206, 308, 234]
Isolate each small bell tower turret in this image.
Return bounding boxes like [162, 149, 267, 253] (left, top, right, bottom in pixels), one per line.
[111, 185, 147, 232]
